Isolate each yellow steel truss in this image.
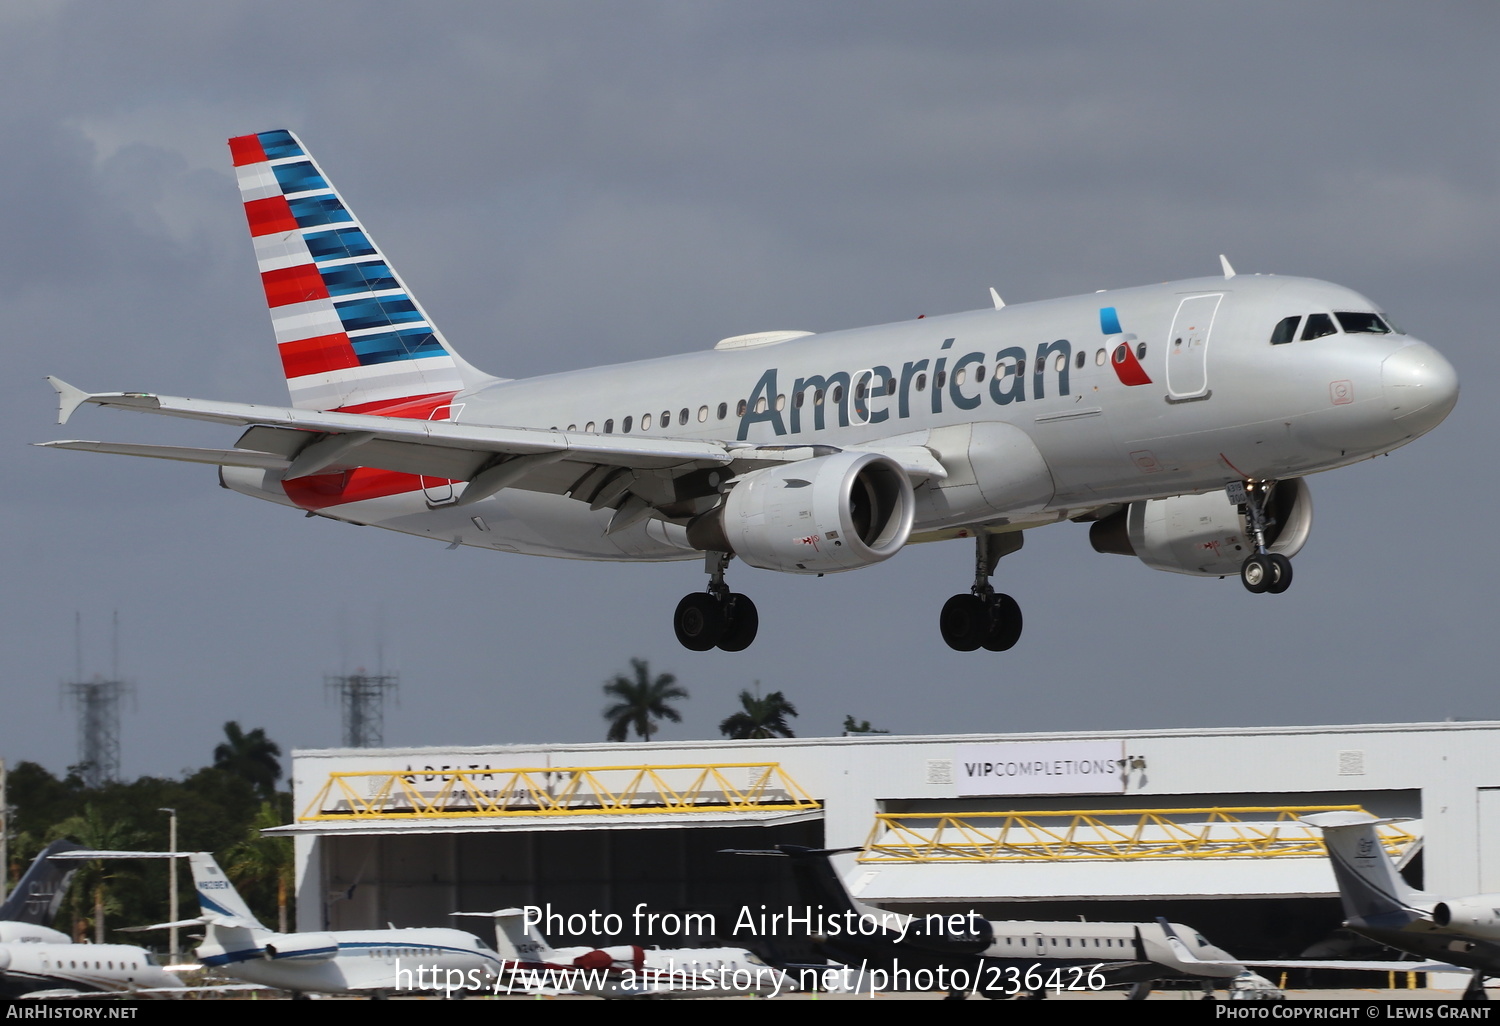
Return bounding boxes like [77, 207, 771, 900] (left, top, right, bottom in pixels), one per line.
[859, 806, 1417, 863]
[299, 763, 820, 821]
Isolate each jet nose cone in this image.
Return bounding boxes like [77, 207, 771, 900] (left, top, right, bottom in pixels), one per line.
[1382, 341, 1458, 436]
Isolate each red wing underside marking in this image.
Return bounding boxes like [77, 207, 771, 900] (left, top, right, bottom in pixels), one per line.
[283, 467, 445, 511]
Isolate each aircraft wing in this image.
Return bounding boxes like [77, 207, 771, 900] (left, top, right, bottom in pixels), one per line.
[42, 378, 943, 525]
[1156, 920, 1460, 974]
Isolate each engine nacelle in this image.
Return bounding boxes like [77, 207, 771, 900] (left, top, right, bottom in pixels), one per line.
[1090, 478, 1313, 577]
[262, 932, 339, 962]
[1433, 897, 1500, 938]
[0, 923, 71, 945]
[689, 451, 915, 574]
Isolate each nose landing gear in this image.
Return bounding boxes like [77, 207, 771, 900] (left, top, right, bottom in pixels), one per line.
[939, 531, 1024, 652]
[1231, 480, 1294, 595]
[674, 551, 759, 651]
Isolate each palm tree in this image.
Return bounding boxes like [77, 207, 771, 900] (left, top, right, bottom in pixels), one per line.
[214, 722, 284, 799]
[602, 659, 688, 741]
[225, 801, 295, 933]
[49, 805, 140, 943]
[719, 687, 798, 740]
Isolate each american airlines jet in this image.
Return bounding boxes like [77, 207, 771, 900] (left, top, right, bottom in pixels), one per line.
[42, 130, 1459, 651]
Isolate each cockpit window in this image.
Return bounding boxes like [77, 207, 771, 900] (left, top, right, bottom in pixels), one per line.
[1270, 316, 1301, 346]
[1301, 313, 1337, 341]
[1335, 311, 1391, 335]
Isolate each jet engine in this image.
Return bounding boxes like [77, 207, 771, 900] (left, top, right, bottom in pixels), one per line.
[1432, 897, 1500, 939]
[1089, 478, 1313, 577]
[262, 933, 339, 962]
[687, 451, 915, 574]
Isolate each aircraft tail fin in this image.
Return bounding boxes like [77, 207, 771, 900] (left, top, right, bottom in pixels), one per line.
[484, 908, 561, 964]
[228, 129, 497, 416]
[1302, 812, 1427, 922]
[185, 852, 270, 931]
[0, 840, 85, 925]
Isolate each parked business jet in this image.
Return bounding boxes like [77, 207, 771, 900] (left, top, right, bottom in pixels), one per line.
[727, 844, 1249, 998]
[0, 841, 185, 998]
[78, 851, 502, 998]
[470, 907, 790, 999]
[41, 129, 1459, 651]
[1300, 812, 1500, 1001]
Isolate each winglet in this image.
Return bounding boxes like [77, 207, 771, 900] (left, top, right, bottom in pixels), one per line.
[47, 376, 91, 425]
[989, 287, 1005, 310]
[1156, 918, 1201, 962]
[1219, 254, 1236, 280]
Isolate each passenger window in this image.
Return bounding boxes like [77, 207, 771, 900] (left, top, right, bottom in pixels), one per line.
[604, 419, 614, 433]
[831, 385, 844, 404]
[775, 394, 785, 411]
[1095, 348, 1106, 366]
[736, 399, 747, 416]
[662, 410, 671, 425]
[794, 391, 805, 408]
[974, 364, 985, 382]
[622, 416, 633, 432]
[698, 406, 708, 423]
[1054, 353, 1066, 372]
[566, 423, 576, 431]
[754, 397, 767, 413]
[717, 402, 727, 420]
[585, 421, 595, 432]
[916, 373, 927, 391]
[1335, 311, 1391, 335]
[1270, 316, 1301, 346]
[1074, 351, 1085, 370]
[952, 369, 965, 387]
[641, 413, 652, 430]
[1302, 313, 1337, 340]
[815, 388, 824, 406]
[679, 408, 688, 425]
[1133, 345, 1144, 361]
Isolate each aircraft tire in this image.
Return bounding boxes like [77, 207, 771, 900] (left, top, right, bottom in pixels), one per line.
[940, 594, 987, 651]
[1240, 554, 1273, 594]
[717, 594, 759, 652]
[674, 593, 726, 651]
[1266, 554, 1293, 594]
[981, 594, 1023, 652]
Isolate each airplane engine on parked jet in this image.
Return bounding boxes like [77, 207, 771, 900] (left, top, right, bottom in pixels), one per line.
[262, 933, 339, 962]
[1089, 478, 1313, 577]
[1433, 898, 1500, 939]
[687, 451, 915, 574]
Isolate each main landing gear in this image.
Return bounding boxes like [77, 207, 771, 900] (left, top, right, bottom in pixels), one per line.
[939, 532, 1024, 652]
[674, 551, 759, 652]
[1230, 480, 1293, 595]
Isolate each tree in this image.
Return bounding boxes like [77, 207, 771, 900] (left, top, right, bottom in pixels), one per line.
[213, 722, 284, 799]
[842, 715, 888, 735]
[48, 805, 141, 943]
[225, 801, 295, 933]
[602, 659, 688, 742]
[719, 687, 798, 740]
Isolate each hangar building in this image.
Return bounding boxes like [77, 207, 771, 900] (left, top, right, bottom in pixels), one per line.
[275, 720, 1500, 963]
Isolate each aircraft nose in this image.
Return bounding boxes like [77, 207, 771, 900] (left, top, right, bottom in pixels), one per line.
[1382, 341, 1458, 436]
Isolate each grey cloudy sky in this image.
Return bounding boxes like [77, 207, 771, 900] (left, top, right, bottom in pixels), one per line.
[3, 2, 1497, 781]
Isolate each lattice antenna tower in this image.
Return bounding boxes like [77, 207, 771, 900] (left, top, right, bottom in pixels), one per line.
[63, 612, 135, 788]
[325, 669, 398, 748]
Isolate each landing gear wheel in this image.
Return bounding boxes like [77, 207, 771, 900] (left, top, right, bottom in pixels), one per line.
[940, 594, 988, 651]
[1266, 553, 1293, 594]
[1240, 554, 1274, 594]
[717, 593, 759, 652]
[981, 594, 1023, 652]
[674, 592, 725, 651]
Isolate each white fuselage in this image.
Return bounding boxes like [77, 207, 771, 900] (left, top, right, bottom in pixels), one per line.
[224, 273, 1456, 563]
[195, 925, 501, 995]
[0, 941, 183, 998]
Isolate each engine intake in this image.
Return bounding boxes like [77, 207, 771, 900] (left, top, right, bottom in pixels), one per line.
[1090, 478, 1313, 577]
[688, 451, 915, 574]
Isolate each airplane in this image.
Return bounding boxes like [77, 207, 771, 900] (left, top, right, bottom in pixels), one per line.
[1298, 811, 1500, 1002]
[0, 841, 185, 998]
[0, 840, 84, 944]
[40, 129, 1459, 652]
[466, 907, 792, 999]
[63, 850, 504, 999]
[725, 844, 1255, 999]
